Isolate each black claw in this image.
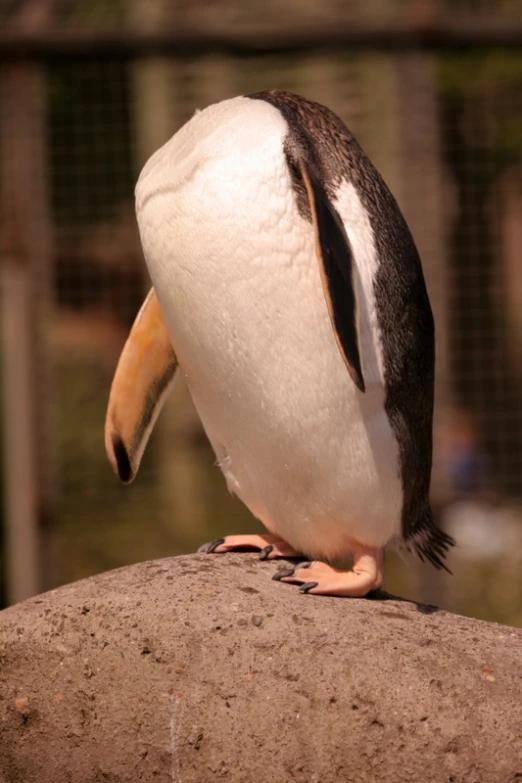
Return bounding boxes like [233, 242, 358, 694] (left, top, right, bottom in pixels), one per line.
[295, 561, 312, 570]
[259, 545, 274, 561]
[197, 538, 225, 554]
[272, 568, 296, 581]
[299, 582, 319, 594]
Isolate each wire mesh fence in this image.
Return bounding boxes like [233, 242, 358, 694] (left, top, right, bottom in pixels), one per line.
[0, 0, 521, 624]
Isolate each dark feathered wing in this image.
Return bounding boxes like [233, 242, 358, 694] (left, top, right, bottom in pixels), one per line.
[298, 159, 365, 392]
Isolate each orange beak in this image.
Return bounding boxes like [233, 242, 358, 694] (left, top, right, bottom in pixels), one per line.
[105, 288, 178, 483]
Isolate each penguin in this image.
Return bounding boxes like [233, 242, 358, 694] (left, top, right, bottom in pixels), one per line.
[105, 90, 454, 597]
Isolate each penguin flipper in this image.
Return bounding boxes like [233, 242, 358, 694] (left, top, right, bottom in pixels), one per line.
[299, 160, 365, 392]
[105, 288, 178, 483]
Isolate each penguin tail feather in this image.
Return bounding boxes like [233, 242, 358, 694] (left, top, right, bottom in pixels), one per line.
[406, 509, 455, 575]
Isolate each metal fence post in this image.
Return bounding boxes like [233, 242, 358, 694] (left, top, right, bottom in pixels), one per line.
[0, 57, 55, 603]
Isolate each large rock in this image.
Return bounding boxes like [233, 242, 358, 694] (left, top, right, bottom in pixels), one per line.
[0, 554, 521, 782]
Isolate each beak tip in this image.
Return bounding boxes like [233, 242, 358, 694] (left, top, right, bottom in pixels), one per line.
[111, 435, 135, 484]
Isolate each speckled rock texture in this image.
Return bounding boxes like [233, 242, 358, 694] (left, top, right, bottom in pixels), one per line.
[0, 554, 521, 783]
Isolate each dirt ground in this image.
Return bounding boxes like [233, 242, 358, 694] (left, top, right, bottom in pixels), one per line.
[1, 553, 522, 782]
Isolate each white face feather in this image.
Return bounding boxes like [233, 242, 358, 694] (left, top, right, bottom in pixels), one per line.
[135, 96, 403, 558]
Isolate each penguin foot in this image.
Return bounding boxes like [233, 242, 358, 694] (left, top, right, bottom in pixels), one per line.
[197, 534, 302, 560]
[273, 548, 384, 597]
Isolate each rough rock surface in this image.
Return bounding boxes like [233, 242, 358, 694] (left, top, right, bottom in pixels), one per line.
[1, 554, 521, 782]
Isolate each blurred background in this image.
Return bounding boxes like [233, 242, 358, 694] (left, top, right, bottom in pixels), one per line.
[0, 0, 521, 624]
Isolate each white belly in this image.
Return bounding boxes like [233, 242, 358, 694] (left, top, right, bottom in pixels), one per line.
[135, 99, 402, 561]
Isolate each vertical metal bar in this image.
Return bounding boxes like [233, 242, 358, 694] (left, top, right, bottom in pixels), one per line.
[0, 54, 55, 601]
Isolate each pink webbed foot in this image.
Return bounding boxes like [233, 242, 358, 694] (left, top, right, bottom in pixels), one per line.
[273, 548, 384, 597]
[197, 534, 303, 561]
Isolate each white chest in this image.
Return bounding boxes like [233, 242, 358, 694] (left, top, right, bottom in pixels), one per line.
[135, 98, 403, 558]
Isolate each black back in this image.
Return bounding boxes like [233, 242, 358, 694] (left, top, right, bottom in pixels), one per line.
[248, 90, 443, 554]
